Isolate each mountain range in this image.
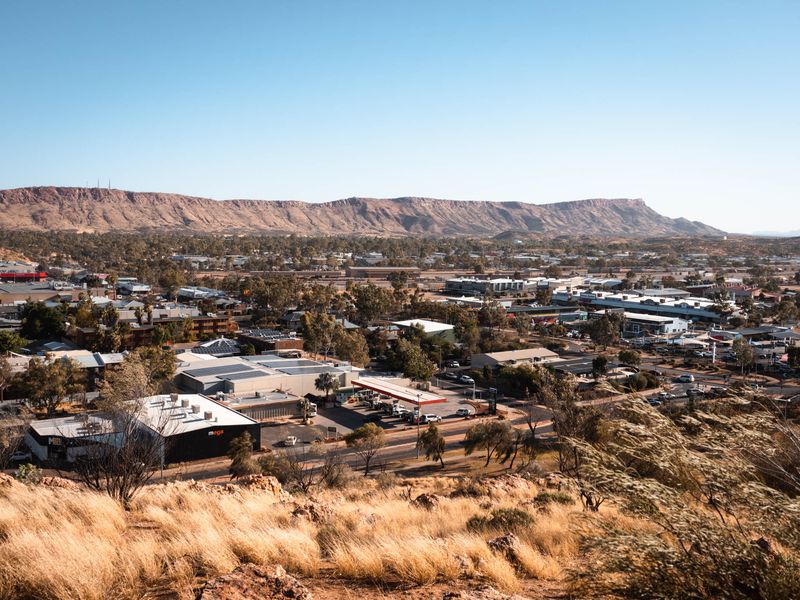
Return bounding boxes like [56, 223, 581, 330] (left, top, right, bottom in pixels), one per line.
[0, 186, 724, 237]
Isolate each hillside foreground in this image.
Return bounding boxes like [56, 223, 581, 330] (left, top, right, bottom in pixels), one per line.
[2, 396, 800, 600]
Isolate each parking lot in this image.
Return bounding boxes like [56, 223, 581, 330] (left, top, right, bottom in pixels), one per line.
[259, 377, 489, 448]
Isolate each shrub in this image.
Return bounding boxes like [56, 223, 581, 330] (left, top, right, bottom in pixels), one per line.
[14, 463, 41, 484]
[467, 507, 534, 533]
[533, 491, 574, 506]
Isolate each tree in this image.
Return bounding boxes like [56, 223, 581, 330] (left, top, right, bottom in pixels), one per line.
[132, 346, 176, 390]
[0, 356, 14, 403]
[21, 355, 84, 415]
[587, 315, 621, 348]
[732, 338, 754, 375]
[454, 318, 480, 355]
[19, 301, 66, 340]
[592, 355, 609, 379]
[350, 283, 395, 325]
[0, 330, 27, 354]
[302, 312, 339, 358]
[228, 431, 259, 479]
[344, 423, 386, 475]
[543, 264, 562, 278]
[788, 346, 800, 370]
[387, 338, 436, 382]
[241, 343, 256, 356]
[463, 420, 513, 467]
[75, 400, 175, 507]
[618, 349, 641, 366]
[314, 371, 340, 402]
[0, 403, 30, 469]
[97, 359, 152, 411]
[534, 287, 553, 306]
[418, 423, 446, 468]
[334, 328, 370, 367]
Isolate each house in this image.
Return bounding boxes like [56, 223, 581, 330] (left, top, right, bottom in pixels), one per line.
[392, 319, 456, 343]
[590, 310, 688, 337]
[190, 337, 241, 357]
[471, 347, 560, 370]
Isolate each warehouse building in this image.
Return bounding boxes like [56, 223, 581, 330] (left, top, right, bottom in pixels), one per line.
[175, 355, 355, 398]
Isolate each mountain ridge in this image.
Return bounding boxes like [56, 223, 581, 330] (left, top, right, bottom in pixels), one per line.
[0, 186, 724, 237]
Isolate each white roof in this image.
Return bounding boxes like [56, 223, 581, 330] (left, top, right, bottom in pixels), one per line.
[137, 394, 257, 435]
[353, 377, 445, 404]
[392, 319, 454, 334]
[30, 413, 116, 438]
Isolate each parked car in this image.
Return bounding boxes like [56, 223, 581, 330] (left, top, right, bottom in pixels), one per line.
[10, 449, 32, 462]
[674, 374, 695, 383]
[647, 398, 663, 407]
[444, 360, 460, 368]
[686, 387, 705, 398]
[424, 414, 443, 423]
[456, 407, 474, 417]
[708, 386, 728, 397]
[458, 375, 475, 385]
[363, 413, 383, 423]
[656, 392, 676, 401]
[284, 435, 298, 447]
[442, 372, 459, 381]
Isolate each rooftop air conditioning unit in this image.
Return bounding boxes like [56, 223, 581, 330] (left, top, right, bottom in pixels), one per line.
[181, 398, 190, 408]
[204, 411, 213, 420]
[191, 404, 200, 414]
[170, 393, 179, 404]
[660, 299, 666, 303]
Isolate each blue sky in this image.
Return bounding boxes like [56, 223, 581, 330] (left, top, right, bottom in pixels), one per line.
[1, 1, 798, 233]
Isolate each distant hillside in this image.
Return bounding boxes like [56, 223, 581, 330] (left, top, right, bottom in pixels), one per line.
[0, 187, 724, 237]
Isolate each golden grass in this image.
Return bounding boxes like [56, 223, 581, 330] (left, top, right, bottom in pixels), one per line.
[0, 474, 585, 599]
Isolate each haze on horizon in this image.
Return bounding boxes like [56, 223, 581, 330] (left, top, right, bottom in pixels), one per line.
[1, 1, 798, 234]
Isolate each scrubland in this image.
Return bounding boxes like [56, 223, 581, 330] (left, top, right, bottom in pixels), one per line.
[0, 472, 611, 600]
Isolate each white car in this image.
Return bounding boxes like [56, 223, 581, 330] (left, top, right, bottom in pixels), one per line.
[284, 435, 298, 447]
[424, 414, 443, 423]
[458, 375, 475, 385]
[456, 407, 474, 417]
[10, 449, 32, 462]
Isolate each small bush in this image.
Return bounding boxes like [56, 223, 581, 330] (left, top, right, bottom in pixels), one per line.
[14, 463, 41, 484]
[467, 507, 534, 533]
[533, 491, 574, 506]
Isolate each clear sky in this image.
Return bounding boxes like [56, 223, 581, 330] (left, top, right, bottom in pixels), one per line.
[1, 1, 798, 234]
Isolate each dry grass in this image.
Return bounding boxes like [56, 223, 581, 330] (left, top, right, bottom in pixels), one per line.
[0, 474, 585, 599]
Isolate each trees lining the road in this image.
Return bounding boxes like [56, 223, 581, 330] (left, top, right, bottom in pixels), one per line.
[344, 423, 386, 475]
[418, 423, 446, 468]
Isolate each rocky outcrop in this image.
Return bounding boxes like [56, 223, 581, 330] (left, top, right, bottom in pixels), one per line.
[410, 492, 444, 510]
[0, 186, 724, 237]
[197, 564, 312, 600]
[488, 533, 523, 565]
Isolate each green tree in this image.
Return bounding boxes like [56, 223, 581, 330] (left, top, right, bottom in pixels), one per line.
[21, 355, 84, 416]
[0, 330, 27, 354]
[592, 355, 609, 379]
[19, 301, 66, 340]
[388, 338, 436, 382]
[463, 420, 513, 467]
[418, 423, 446, 468]
[344, 423, 386, 475]
[0, 356, 15, 403]
[587, 315, 621, 348]
[618, 348, 641, 366]
[732, 338, 754, 375]
[314, 371, 340, 402]
[333, 328, 370, 367]
[350, 283, 395, 325]
[227, 431, 259, 479]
